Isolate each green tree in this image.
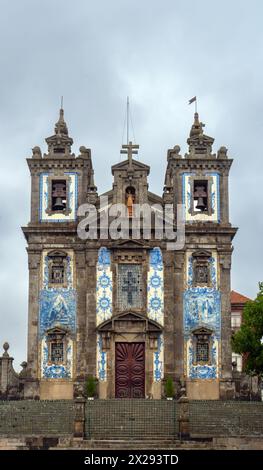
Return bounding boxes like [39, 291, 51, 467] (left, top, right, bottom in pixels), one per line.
[164, 377, 175, 398]
[232, 282, 263, 374]
[86, 376, 97, 398]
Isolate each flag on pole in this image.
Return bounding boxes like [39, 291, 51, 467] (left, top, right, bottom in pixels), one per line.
[188, 96, 196, 105]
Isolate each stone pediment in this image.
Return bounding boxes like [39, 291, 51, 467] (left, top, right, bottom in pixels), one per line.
[97, 311, 162, 333]
[111, 158, 150, 175]
[111, 239, 151, 249]
[45, 326, 69, 335]
[192, 250, 212, 258]
[191, 326, 213, 335]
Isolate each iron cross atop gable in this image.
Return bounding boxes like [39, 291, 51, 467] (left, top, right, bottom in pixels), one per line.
[120, 141, 139, 167]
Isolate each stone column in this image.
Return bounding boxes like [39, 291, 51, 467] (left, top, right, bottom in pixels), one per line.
[220, 169, 230, 225]
[86, 249, 97, 377]
[30, 169, 40, 223]
[74, 248, 87, 395]
[219, 251, 235, 399]
[178, 396, 190, 439]
[0, 343, 20, 398]
[174, 252, 185, 392]
[26, 250, 41, 398]
[163, 251, 176, 385]
[74, 397, 86, 438]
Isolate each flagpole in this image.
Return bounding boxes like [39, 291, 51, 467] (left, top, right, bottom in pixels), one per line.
[127, 96, 129, 144]
[195, 98, 197, 114]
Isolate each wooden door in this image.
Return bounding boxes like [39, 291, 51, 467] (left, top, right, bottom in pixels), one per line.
[115, 343, 145, 398]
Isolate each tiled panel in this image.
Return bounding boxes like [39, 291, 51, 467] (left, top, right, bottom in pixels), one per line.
[96, 334, 107, 382]
[182, 172, 220, 223]
[96, 247, 112, 325]
[184, 251, 221, 379]
[39, 172, 78, 222]
[147, 248, 164, 325]
[153, 334, 164, 382]
[39, 251, 76, 379]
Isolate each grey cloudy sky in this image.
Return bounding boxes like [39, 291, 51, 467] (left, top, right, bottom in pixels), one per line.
[0, 0, 262, 368]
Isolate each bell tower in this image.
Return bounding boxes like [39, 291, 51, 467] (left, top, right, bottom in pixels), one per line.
[164, 112, 237, 399]
[22, 107, 96, 399]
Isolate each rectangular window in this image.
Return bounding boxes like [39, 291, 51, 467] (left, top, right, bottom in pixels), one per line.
[48, 253, 67, 286]
[51, 263, 64, 284]
[117, 264, 143, 310]
[196, 341, 209, 363]
[51, 180, 67, 211]
[51, 342, 64, 363]
[231, 312, 241, 328]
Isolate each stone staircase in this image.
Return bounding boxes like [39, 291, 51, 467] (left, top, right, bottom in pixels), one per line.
[1, 436, 263, 450]
[0, 437, 28, 450]
[51, 437, 216, 450]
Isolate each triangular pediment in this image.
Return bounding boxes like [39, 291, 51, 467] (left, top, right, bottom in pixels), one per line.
[192, 326, 213, 335]
[111, 239, 150, 249]
[111, 158, 150, 174]
[46, 326, 68, 335]
[97, 311, 162, 332]
[192, 250, 212, 258]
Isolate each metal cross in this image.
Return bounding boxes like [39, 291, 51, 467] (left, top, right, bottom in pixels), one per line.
[122, 271, 138, 305]
[120, 141, 139, 168]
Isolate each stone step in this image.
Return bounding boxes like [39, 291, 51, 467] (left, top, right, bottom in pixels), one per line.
[53, 439, 213, 450]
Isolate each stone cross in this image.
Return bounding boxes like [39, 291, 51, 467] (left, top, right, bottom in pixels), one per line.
[120, 141, 139, 168]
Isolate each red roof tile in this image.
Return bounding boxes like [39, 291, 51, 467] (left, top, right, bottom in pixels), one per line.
[231, 290, 251, 304]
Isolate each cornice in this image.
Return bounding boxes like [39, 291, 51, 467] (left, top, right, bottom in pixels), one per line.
[170, 158, 233, 172]
[27, 157, 91, 172]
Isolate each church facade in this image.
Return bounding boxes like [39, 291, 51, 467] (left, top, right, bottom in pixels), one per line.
[22, 109, 237, 400]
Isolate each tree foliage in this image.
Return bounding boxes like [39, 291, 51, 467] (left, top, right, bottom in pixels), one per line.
[232, 282, 263, 374]
[164, 376, 175, 398]
[86, 375, 97, 397]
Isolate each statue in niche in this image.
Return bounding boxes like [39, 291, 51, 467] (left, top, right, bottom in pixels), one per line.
[126, 187, 135, 217]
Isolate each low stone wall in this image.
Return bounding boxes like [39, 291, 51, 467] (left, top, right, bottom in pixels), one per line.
[0, 399, 263, 439]
[189, 400, 263, 436]
[0, 400, 74, 436]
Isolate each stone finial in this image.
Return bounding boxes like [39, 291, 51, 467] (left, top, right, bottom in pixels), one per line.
[32, 146, 42, 158]
[189, 112, 205, 138]
[3, 342, 9, 357]
[79, 146, 91, 158]
[187, 112, 214, 158]
[217, 146, 228, 159]
[19, 361, 28, 378]
[55, 108, 68, 136]
[173, 145, 181, 156]
[45, 107, 73, 157]
[167, 144, 181, 160]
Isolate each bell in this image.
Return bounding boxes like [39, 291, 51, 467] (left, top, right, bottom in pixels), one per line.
[196, 197, 206, 211]
[53, 197, 64, 210]
[194, 184, 207, 211]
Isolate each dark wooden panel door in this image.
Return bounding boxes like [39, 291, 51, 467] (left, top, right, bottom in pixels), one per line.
[115, 343, 145, 398]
